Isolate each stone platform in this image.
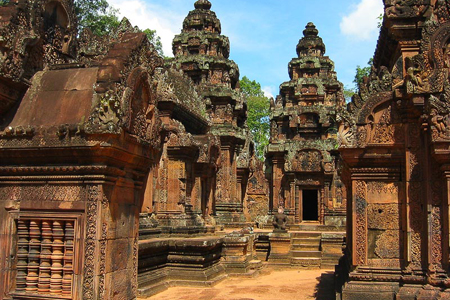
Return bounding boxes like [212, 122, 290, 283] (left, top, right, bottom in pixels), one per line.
[137, 228, 345, 297]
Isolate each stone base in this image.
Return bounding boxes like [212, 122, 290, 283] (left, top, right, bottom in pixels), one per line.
[341, 281, 399, 300]
[138, 236, 225, 297]
[396, 286, 450, 300]
[417, 285, 442, 300]
[215, 203, 246, 226]
[321, 232, 345, 269]
[324, 212, 346, 227]
[138, 264, 227, 298]
[268, 232, 291, 265]
[396, 285, 423, 300]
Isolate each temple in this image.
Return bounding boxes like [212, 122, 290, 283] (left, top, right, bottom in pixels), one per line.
[2, 0, 450, 299]
[266, 22, 347, 227]
[0, 1, 265, 299]
[170, 0, 253, 226]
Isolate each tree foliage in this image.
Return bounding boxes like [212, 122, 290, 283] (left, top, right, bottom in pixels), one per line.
[74, 0, 164, 56]
[240, 76, 270, 160]
[343, 86, 355, 103]
[240, 76, 265, 98]
[74, 0, 120, 36]
[353, 58, 373, 90]
[143, 29, 164, 57]
[377, 13, 384, 29]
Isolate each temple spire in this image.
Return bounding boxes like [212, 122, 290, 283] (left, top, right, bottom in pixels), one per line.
[194, 0, 212, 10]
[296, 22, 326, 57]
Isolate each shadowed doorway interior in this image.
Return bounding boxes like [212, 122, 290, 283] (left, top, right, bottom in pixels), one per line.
[302, 189, 319, 221]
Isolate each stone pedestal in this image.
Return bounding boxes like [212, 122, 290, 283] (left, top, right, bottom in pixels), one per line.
[320, 232, 344, 269]
[268, 232, 291, 265]
[222, 233, 261, 276]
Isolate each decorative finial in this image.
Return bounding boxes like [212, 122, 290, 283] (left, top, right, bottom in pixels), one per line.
[303, 22, 319, 37]
[194, 0, 212, 10]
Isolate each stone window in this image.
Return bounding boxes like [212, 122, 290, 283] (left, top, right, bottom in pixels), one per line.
[12, 214, 81, 299]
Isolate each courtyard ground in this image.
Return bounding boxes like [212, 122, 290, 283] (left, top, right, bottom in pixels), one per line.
[143, 269, 336, 300]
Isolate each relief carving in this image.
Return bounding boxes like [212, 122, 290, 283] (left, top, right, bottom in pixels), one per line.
[0, 185, 86, 202]
[375, 230, 400, 259]
[82, 185, 99, 300]
[285, 150, 322, 172]
[430, 206, 443, 270]
[367, 204, 399, 230]
[427, 94, 450, 141]
[370, 106, 396, 144]
[355, 180, 367, 265]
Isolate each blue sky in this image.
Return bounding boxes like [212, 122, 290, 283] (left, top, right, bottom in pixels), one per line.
[109, 0, 384, 97]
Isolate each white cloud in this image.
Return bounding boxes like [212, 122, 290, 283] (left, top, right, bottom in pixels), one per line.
[262, 86, 276, 99]
[109, 0, 184, 56]
[340, 0, 384, 40]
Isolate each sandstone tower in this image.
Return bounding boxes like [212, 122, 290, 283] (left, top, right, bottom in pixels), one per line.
[266, 23, 346, 227]
[171, 0, 252, 226]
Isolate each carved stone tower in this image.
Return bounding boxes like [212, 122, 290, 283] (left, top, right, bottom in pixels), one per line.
[266, 23, 346, 226]
[172, 0, 251, 225]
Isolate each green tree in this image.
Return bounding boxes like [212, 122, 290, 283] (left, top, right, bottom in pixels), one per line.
[143, 29, 164, 57]
[377, 13, 383, 29]
[240, 76, 270, 160]
[74, 0, 164, 56]
[353, 58, 373, 90]
[240, 76, 265, 98]
[343, 86, 355, 103]
[74, 0, 120, 36]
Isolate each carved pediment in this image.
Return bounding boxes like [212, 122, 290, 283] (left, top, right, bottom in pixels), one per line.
[285, 150, 322, 172]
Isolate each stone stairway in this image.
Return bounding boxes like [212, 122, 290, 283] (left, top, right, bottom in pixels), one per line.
[290, 232, 322, 268]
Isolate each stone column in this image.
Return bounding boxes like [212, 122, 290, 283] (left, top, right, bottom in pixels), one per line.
[271, 156, 284, 213]
[216, 140, 245, 224]
[403, 122, 425, 274]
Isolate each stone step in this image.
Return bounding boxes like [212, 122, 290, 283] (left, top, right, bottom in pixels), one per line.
[290, 232, 322, 239]
[291, 250, 322, 258]
[249, 259, 263, 270]
[321, 257, 342, 267]
[291, 244, 320, 251]
[228, 268, 261, 278]
[138, 281, 169, 298]
[169, 273, 228, 287]
[289, 224, 345, 232]
[291, 238, 321, 244]
[321, 263, 338, 270]
[290, 257, 321, 268]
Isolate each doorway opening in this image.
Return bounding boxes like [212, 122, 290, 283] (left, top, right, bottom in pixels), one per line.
[302, 189, 319, 221]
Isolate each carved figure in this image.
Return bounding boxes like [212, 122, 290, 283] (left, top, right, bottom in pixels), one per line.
[272, 207, 288, 232]
[405, 56, 430, 93]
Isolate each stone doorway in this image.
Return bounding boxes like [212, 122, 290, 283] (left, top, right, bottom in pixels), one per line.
[302, 189, 319, 221]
